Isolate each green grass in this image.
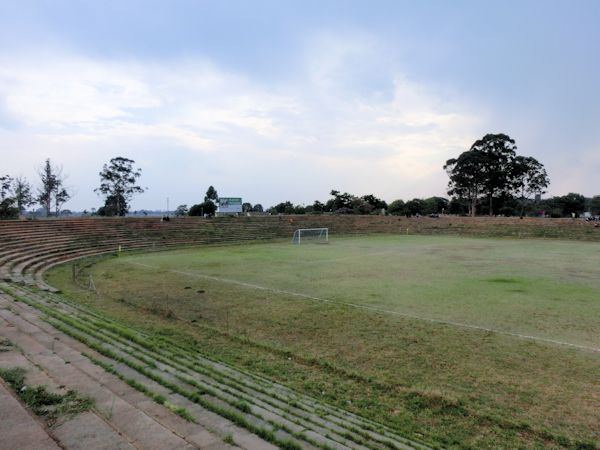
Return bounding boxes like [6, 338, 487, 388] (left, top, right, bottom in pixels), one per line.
[46, 234, 600, 449]
[0, 367, 94, 424]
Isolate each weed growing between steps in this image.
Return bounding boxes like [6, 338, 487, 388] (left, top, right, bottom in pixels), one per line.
[0, 367, 94, 425]
[0, 337, 13, 352]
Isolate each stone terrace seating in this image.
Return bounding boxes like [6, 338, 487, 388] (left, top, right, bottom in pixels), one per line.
[1, 215, 598, 293]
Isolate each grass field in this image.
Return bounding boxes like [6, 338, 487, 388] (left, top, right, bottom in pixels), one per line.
[47, 234, 600, 449]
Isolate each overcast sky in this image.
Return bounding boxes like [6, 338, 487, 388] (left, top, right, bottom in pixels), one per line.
[1, 0, 599, 211]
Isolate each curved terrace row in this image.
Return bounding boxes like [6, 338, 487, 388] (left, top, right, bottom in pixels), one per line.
[1, 215, 598, 293]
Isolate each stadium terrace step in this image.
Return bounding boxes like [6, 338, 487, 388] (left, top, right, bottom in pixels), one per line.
[0, 289, 250, 450]
[0, 377, 61, 450]
[1, 282, 431, 450]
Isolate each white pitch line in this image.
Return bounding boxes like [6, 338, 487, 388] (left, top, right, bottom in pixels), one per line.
[128, 261, 600, 354]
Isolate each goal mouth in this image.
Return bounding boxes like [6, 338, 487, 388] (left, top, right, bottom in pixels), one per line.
[292, 228, 329, 245]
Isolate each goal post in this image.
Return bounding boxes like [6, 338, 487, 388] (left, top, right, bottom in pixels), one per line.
[292, 228, 329, 244]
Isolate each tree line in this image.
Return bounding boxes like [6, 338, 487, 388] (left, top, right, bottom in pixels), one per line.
[0, 159, 70, 219]
[265, 191, 600, 218]
[265, 133, 597, 218]
[2, 136, 599, 219]
[0, 156, 146, 219]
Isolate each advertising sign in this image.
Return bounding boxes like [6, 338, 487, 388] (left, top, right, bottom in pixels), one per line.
[218, 197, 243, 214]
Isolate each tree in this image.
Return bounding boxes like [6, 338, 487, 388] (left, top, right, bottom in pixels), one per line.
[328, 190, 354, 211]
[189, 201, 216, 216]
[98, 193, 127, 216]
[205, 186, 218, 205]
[475, 134, 517, 216]
[448, 198, 469, 215]
[53, 183, 71, 216]
[590, 196, 600, 215]
[511, 156, 550, 217]
[12, 177, 34, 214]
[174, 204, 188, 216]
[95, 157, 145, 217]
[242, 202, 253, 213]
[352, 197, 373, 215]
[0, 175, 13, 201]
[311, 200, 325, 213]
[388, 199, 406, 216]
[37, 159, 68, 216]
[361, 194, 388, 211]
[200, 201, 216, 216]
[423, 197, 449, 215]
[558, 193, 586, 217]
[405, 198, 426, 216]
[445, 134, 542, 216]
[0, 175, 18, 219]
[269, 201, 295, 214]
[252, 204, 264, 212]
[293, 204, 306, 214]
[444, 149, 488, 216]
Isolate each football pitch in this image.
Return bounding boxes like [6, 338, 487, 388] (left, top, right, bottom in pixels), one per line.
[48, 234, 600, 448]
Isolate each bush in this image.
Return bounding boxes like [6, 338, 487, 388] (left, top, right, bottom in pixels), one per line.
[0, 198, 18, 219]
[189, 201, 217, 216]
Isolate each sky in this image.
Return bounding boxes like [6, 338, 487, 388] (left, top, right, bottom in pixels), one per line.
[1, 0, 599, 211]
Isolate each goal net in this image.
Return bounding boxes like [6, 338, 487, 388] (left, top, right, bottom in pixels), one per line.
[292, 228, 329, 244]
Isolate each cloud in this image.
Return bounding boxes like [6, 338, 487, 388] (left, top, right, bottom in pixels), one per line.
[0, 38, 485, 209]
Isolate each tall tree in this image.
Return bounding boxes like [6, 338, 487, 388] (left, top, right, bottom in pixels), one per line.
[12, 176, 34, 214]
[0, 175, 13, 201]
[95, 157, 145, 217]
[53, 181, 71, 216]
[205, 186, 219, 205]
[445, 134, 536, 216]
[37, 159, 56, 216]
[471, 134, 517, 216]
[0, 175, 18, 219]
[444, 149, 488, 216]
[36, 159, 69, 217]
[511, 156, 550, 217]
